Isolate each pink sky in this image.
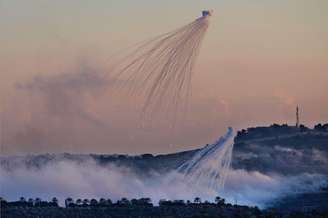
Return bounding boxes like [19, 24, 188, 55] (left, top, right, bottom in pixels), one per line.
[0, 0, 327, 154]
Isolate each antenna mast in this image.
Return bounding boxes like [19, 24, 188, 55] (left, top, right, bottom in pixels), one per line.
[296, 106, 300, 128]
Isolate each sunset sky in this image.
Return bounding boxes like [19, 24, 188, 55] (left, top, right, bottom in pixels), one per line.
[1, 0, 327, 155]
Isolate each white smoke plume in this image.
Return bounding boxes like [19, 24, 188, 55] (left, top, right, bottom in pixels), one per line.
[108, 12, 211, 117]
[1, 159, 326, 208]
[176, 127, 234, 191]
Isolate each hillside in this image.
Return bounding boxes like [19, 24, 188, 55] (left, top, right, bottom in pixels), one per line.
[232, 123, 328, 175]
[1, 123, 328, 176]
[1, 123, 328, 215]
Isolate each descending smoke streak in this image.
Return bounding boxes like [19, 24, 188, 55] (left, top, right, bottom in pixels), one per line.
[176, 127, 234, 193]
[109, 14, 211, 117]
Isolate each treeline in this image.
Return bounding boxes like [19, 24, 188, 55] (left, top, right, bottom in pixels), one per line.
[1, 196, 265, 218]
[1, 196, 231, 209]
[0, 197, 59, 208]
[64, 197, 153, 208]
[2, 196, 328, 218]
[314, 123, 328, 132]
[235, 123, 328, 142]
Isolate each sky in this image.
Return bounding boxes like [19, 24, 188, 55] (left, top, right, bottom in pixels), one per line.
[0, 0, 327, 155]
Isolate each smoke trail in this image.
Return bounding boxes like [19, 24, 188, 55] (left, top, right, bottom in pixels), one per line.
[109, 12, 212, 117]
[176, 127, 234, 193]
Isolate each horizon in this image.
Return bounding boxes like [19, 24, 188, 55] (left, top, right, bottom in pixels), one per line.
[1, 122, 326, 156]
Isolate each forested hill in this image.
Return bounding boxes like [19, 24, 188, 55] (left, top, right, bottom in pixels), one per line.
[1, 123, 328, 176]
[232, 123, 328, 175]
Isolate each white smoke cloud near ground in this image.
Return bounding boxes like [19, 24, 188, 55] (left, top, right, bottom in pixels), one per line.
[223, 170, 327, 207]
[0, 160, 199, 205]
[1, 129, 327, 208]
[1, 158, 327, 208]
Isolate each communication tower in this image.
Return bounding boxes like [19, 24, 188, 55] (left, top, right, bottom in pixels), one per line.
[296, 106, 300, 128]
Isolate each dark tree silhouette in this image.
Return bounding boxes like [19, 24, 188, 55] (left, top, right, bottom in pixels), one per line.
[51, 197, 58, 206]
[82, 199, 89, 207]
[99, 198, 107, 207]
[35, 198, 41, 207]
[118, 198, 130, 206]
[90, 199, 98, 207]
[65, 198, 74, 208]
[19, 197, 26, 203]
[76, 199, 82, 206]
[215, 196, 225, 206]
[107, 199, 113, 206]
[194, 197, 201, 204]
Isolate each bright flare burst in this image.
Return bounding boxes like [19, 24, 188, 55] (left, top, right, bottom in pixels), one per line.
[110, 11, 212, 117]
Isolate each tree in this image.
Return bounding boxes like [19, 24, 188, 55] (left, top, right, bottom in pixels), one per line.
[76, 199, 82, 206]
[159, 199, 173, 207]
[90, 199, 98, 207]
[107, 199, 113, 206]
[118, 198, 130, 206]
[159, 199, 168, 207]
[314, 123, 325, 132]
[35, 198, 41, 207]
[299, 124, 308, 132]
[194, 197, 201, 204]
[131, 199, 138, 206]
[204, 200, 209, 204]
[323, 123, 328, 131]
[99, 198, 107, 207]
[141, 154, 153, 159]
[51, 197, 59, 207]
[173, 200, 185, 206]
[65, 198, 74, 208]
[27, 198, 34, 207]
[215, 196, 221, 204]
[138, 198, 152, 207]
[215, 196, 225, 206]
[82, 199, 89, 207]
